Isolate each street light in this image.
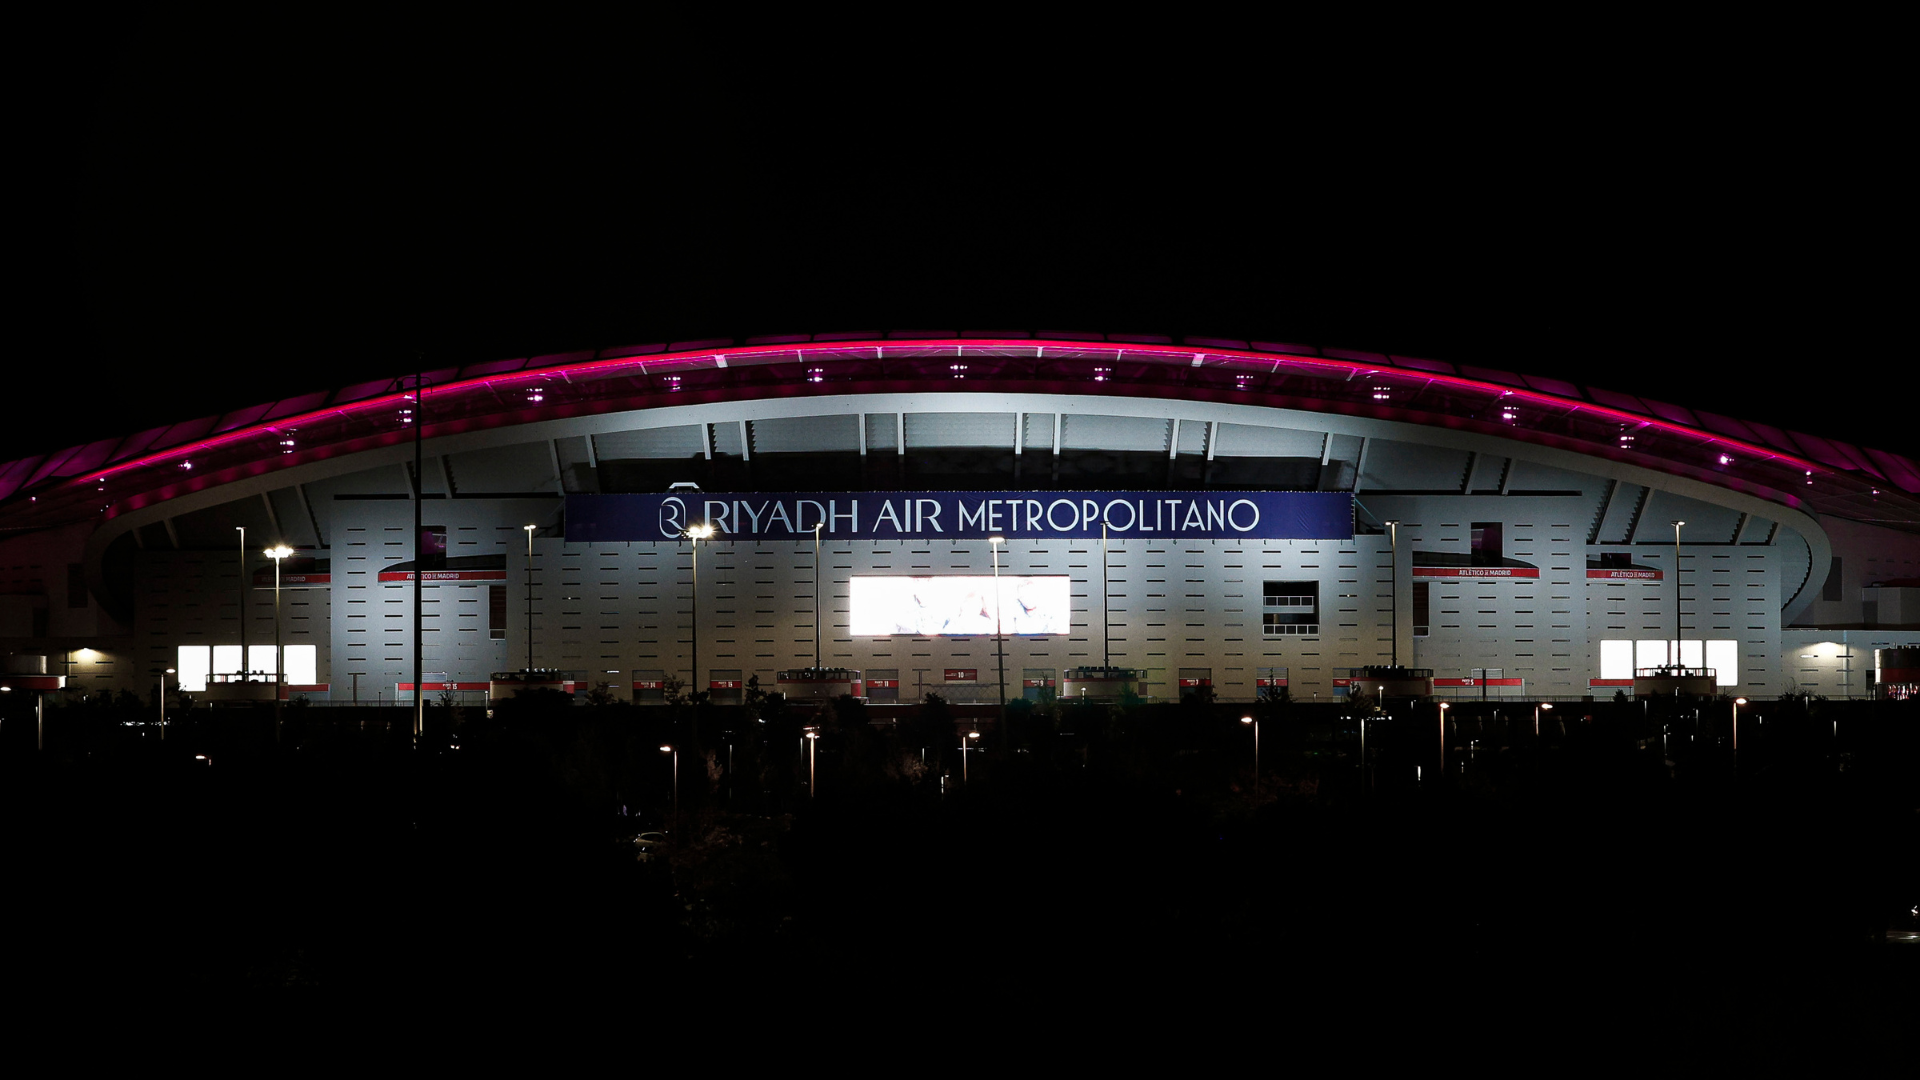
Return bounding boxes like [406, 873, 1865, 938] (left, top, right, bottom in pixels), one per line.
[660, 744, 679, 829]
[685, 523, 714, 700]
[962, 728, 980, 783]
[989, 534, 1007, 750]
[1359, 712, 1367, 793]
[1384, 519, 1400, 667]
[265, 544, 294, 739]
[805, 727, 819, 798]
[1534, 701, 1552, 737]
[1241, 714, 1258, 787]
[158, 667, 175, 742]
[523, 524, 537, 672]
[1438, 701, 1450, 772]
[812, 522, 824, 670]
[1671, 520, 1686, 671]
[1732, 696, 1747, 752]
[235, 526, 249, 679]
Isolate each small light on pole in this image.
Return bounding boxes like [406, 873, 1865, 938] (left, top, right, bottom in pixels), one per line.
[805, 727, 820, 798]
[1241, 714, 1258, 787]
[158, 667, 176, 741]
[524, 525, 538, 672]
[1733, 697, 1747, 752]
[685, 523, 714, 699]
[1535, 701, 1552, 737]
[963, 728, 980, 783]
[1671, 520, 1686, 671]
[812, 522, 824, 670]
[1438, 701, 1450, 772]
[265, 545, 295, 739]
[660, 744, 678, 829]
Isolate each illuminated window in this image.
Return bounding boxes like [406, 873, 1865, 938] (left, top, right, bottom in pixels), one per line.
[850, 576, 1070, 636]
[1600, 640, 1634, 680]
[177, 646, 210, 692]
[1629, 639, 1738, 685]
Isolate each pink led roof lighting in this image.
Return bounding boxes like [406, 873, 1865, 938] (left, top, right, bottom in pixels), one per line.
[2, 335, 1915, 531]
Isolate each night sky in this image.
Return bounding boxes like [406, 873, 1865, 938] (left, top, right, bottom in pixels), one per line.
[18, 16, 1906, 466]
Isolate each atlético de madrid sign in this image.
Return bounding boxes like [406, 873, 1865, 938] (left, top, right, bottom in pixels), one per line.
[566, 491, 1352, 543]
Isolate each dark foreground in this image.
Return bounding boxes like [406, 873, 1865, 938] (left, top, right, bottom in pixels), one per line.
[4, 696, 1915, 1060]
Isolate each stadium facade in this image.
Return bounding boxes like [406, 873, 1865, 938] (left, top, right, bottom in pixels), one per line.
[3, 333, 1917, 707]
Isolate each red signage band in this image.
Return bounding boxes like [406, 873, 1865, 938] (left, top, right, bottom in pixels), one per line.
[1413, 567, 1541, 579]
[709, 680, 742, 689]
[1586, 569, 1662, 580]
[1589, 679, 1634, 687]
[1879, 668, 1920, 683]
[1255, 678, 1289, 687]
[1021, 678, 1055, 687]
[398, 682, 493, 691]
[633, 680, 664, 690]
[376, 570, 510, 582]
[1, 675, 66, 690]
[1177, 678, 1213, 687]
[944, 669, 977, 681]
[1433, 677, 1525, 688]
[867, 679, 900, 688]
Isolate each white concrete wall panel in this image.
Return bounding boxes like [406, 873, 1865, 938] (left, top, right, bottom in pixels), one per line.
[594, 425, 706, 460]
[1212, 424, 1325, 459]
[1361, 439, 1470, 491]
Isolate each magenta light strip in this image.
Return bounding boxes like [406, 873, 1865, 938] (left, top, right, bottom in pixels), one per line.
[74, 339, 1831, 494]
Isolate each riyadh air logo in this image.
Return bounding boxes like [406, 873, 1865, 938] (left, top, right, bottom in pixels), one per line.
[659, 496, 687, 538]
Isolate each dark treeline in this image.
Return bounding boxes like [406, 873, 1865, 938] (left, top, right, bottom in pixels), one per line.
[3, 685, 1915, 1052]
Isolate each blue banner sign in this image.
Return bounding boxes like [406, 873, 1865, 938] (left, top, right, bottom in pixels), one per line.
[567, 491, 1352, 542]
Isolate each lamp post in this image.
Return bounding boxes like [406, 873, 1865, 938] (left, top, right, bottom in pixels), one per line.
[1241, 714, 1258, 787]
[235, 526, 247, 678]
[812, 522, 824, 670]
[659, 744, 678, 830]
[158, 667, 175, 742]
[962, 728, 980, 783]
[989, 534, 1007, 749]
[1384, 519, 1400, 668]
[523, 524, 537, 672]
[685, 523, 714, 699]
[266, 544, 294, 740]
[1732, 696, 1746, 753]
[805, 727, 819, 798]
[1438, 701, 1449, 773]
[1359, 713, 1367, 793]
[1534, 701, 1552, 737]
[1671, 520, 1686, 671]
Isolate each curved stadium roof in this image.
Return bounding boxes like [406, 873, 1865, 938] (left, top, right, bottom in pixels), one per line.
[5, 332, 1917, 535]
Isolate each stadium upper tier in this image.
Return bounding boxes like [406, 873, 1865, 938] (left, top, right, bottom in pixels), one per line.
[4, 333, 1916, 533]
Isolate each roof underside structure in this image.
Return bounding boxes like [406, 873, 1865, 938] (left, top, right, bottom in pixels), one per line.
[6, 333, 1918, 535]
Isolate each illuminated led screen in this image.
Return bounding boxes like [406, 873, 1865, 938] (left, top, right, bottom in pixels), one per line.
[850, 576, 1071, 636]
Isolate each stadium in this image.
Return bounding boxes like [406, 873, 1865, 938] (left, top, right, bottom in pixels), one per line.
[2, 331, 1917, 712]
